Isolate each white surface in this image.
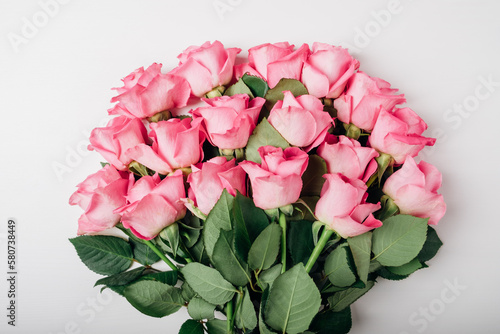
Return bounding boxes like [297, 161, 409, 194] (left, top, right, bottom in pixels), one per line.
[1, 0, 499, 333]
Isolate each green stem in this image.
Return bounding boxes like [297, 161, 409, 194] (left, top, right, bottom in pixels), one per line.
[279, 212, 287, 274]
[304, 227, 334, 273]
[144, 240, 177, 271]
[226, 298, 234, 334]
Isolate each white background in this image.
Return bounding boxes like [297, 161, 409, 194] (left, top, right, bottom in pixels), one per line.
[1, 0, 499, 333]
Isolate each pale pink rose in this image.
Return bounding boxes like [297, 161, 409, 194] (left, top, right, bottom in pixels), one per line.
[69, 165, 131, 235]
[317, 135, 379, 182]
[301, 42, 360, 99]
[116, 171, 186, 240]
[315, 173, 382, 238]
[187, 157, 246, 215]
[125, 118, 204, 174]
[191, 94, 265, 149]
[234, 43, 310, 88]
[239, 146, 308, 210]
[268, 91, 332, 151]
[334, 72, 406, 131]
[369, 108, 436, 164]
[88, 116, 149, 171]
[170, 41, 241, 97]
[383, 157, 446, 225]
[108, 63, 190, 118]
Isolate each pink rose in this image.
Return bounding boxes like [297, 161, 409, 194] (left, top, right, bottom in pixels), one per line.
[88, 116, 149, 171]
[69, 165, 131, 235]
[191, 94, 265, 149]
[334, 72, 406, 131]
[268, 91, 332, 151]
[108, 63, 190, 118]
[239, 146, 308, 210]
[315, 173, 382, 238]
[301, 42, 360, 99]
[170, 41, 241, 97]
[187, 157, 246, 215]
[383, 157, 446, 225]
[317, 135, 379, 182]
[234, 43, 310, 88]
[116, 171, 186, 240]
[125, 118, 204, 174]
[369, 108, 436, 164]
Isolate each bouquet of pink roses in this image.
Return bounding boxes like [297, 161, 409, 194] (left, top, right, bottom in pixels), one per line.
[69, 41, 446, 334]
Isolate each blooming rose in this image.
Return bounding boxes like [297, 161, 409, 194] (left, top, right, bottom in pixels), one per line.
[187, 157, 246, 215]
[383, 157, 446, 225]
[315, 173, 382, 238]
[268, 91, 332, 151]
[334, 71, 406, 131]
[301, 42, 360, 99]
[369, 108, 436, 164]
[239, 146, 308, 210]
[191, 94, 265, 149]
[317, 135, 379, 182]
[234, 42, 310, 88]
[125, 118, 204, 174]
[108, 63, 190, 118]
[170, 41, 241, 97]
[116, 171, 186, 240]
[69, 165, 131, 235]
[88, 116, 149, 171]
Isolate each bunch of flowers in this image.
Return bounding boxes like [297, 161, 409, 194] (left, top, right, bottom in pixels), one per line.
[69, 41, 446, 334]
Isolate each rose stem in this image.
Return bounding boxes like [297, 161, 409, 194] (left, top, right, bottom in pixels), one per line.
[304, 228, 334, 273]
[279, 212, 287, 274]
[144, 240, 178, 271]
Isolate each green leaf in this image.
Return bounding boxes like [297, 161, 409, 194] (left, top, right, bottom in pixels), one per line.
[376, 266, 410, 281]
[180, 215, 202, 248]
[300, 155, 327, 197]
[189, 236, 210, 265]
[258, 264, 282, 291]
[328, 281, 375, 312]
[245, 118, 290, 164]
[234, 192, 269, 243]
[265, 263, 321, 334]
[236, 288, 258, 331]
[203, 189, 234, 259]
[181, 282, 196, 302]
[141, 270, 178, 286]
[69, 235, 133, 276]
[179, 319, 204, 334]
[417, 226, 443, 263]
[288, 220, 315, 266]
[259, 288, 278, 334]
[212, 230, 252, 287]
[159, 222, 180, 258]
[181, 263, 237, 305]
[206, 319, 228, 334]
[187, 297, 216, 320]
[232, 196, 252, 263]
[123, 281, 184, 318]
[347, 232, 372, 285]
[372, 215, 428, 267]
[94, 266, 145, 287]
[242, 74, 269, 98]
[248, 223, 281, 271]
[264, 78, 308, 110]
[129, 239, 161, 266]
[309, 307, 352, 334]
[224, 77, 254, 98]
[324, 244, 356, 288]
[387, 257, 425, 276]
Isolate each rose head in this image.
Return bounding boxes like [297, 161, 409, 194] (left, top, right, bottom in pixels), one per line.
[383, 157, 446, 225]
[239, 146, 308, 210]
[187, 157, 246, 215]
[317, 135, 379, 182]
[302, 42, 360, 99]
[334, 71, 406, 131]
[125, 117, 204, 175]
[69, 165, 131, 235]
[268, 91, 332, 151]
[369, 108, 436, 164]
[234, 42, 310, 88]
[88, 116, 149, 171]
[108, 63, 190, 118]
[170, 41, 241, 97]
[116, 170, 186, 240]
[191, 94, 265, 150]
[315, 173, 382, 238]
